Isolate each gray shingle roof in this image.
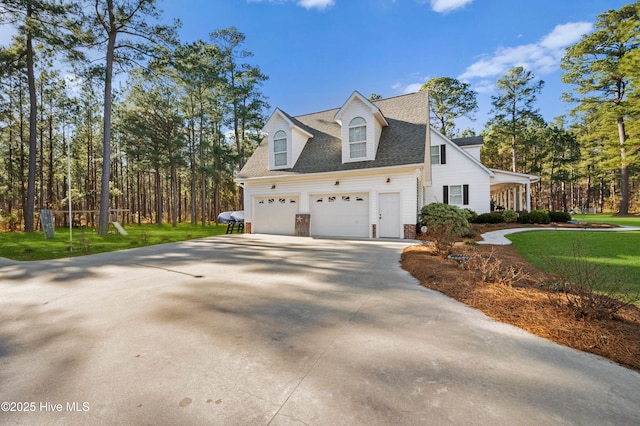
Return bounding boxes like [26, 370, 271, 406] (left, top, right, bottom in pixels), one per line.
[237, 91, 429, 179]
[451, 136, 484, 147]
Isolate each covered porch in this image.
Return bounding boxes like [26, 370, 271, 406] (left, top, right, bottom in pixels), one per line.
[490, 169, 539, 212]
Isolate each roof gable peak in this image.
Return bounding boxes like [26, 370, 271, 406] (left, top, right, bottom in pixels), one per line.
[334, 90, 389, 126]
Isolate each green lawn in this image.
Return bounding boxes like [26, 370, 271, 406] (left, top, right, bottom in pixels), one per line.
[508, 230, 640, 300]
[571, 213, 640, 227]
[0, 222, 230, 261]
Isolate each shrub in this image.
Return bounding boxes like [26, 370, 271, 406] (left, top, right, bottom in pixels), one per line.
[418, 203, 469, 237]
[419, 203, 470, 257]
[460, 208, 478, 223]
[549, 211, 571, 223]
[519, 210, 550, 224]
[465, 248, 529, 287]
[472, 212, 505, 224]
[502, 209, 518, 223]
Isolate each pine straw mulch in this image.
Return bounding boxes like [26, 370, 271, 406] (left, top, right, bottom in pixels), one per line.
[401, 243, 640, 372]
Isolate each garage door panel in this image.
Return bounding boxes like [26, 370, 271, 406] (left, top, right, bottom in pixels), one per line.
[310, 194, 369, 237]
[253, 196, 298, 235]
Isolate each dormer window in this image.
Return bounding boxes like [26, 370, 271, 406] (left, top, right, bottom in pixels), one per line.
[273, 130, 287, 166]
[349, 117, 367, 159]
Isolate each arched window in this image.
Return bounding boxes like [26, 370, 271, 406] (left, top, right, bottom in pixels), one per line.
[273, 130, 287, 166]
[348, 117, 366, 158]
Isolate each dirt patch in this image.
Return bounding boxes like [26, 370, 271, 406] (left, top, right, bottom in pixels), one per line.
[401, 243, 640, 372]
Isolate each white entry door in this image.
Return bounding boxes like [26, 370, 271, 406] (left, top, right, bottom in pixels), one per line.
[378, 193, 400, 238]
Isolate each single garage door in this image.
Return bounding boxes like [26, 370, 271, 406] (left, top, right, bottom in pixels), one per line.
[253, 196, 299, 235]
[310, 193, 369, 237]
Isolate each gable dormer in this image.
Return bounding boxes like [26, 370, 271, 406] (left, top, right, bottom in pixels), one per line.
[263, 108, 313, 170]
[334, 91, 388, 163]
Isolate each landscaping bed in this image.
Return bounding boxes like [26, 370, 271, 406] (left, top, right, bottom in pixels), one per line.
[401, 243, 640, 372]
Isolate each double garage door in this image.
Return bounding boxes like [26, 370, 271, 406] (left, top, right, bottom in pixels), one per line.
[252, 193, 369, 237]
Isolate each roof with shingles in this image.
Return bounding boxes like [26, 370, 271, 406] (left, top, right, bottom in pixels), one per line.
[237, 91, 429, 179]
[451, 136, 484, 147]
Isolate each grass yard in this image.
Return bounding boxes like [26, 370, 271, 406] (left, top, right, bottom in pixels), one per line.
[571, 213, 640, 227]
[508, 231, 640, 300]
[0, 222, 230, 261]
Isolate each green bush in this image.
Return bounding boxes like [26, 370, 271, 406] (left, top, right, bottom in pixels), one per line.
[472, 212, 505, 224]
[419, 203, 469, 237]
[503, 209, 518, 223]
[460, 208, 478, 223]
[549, 211, 571, 223]
[519, 210, 551, 224]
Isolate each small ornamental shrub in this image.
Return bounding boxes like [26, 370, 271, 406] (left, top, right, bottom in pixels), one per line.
[419, 203, 470, 257]
[472, 212, 505, 224]
[502, 209, 518, 223]
[419, 203, 470, 237]
[460, 208, 478, 223]
[549, 211, 571, 223]
[519, 210, 550, 224]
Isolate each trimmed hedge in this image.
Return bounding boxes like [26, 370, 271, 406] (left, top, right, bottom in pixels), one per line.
[549, 211, 571, 223]
[519, 210, 551, 224]
[473, 212, 505, 224]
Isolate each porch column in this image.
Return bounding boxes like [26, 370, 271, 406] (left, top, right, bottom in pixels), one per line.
[512, 187, 518, 211]
[526, 181, 531, 211]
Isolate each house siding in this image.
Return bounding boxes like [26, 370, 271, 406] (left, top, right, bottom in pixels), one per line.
[340, 98, 378, 164]
[243, 167, 420, 238]
[265, 113, 310, 169]
[265, 115, 291, 170]
[425, 132, 491, 213]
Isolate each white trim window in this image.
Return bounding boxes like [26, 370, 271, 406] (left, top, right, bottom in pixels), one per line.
[348, 117, 367, 159]
[449, 185, 463, 205]
[431, 144, 446, 165]
[273, 130, 287, 167]
[443, 184, 469, 206]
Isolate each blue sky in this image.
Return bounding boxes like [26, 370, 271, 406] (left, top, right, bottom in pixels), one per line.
[0, 0, 630, 133]
[157, 0, 629, 133]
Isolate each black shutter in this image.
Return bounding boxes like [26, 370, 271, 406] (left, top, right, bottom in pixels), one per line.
[463, 184, 469, 205]
[443, 186, 449, 204]
[440, 144, 446, 165]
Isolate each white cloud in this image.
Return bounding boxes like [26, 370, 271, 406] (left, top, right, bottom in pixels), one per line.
[401, 82, 425, 94]
[458, 21, 593, 81]
[473, 80, 495, 94]
[392, 72, 430, 94]
[247, 0, 335, 10]
[297, 0, 335, 10]
[428, 0, 473, 13]
[539, 22, 592, 49]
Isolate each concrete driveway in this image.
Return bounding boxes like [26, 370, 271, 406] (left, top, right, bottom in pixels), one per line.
[1, 234, 639, 425]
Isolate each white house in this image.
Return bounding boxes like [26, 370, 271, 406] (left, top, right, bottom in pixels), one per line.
[236, 90, 538, 239]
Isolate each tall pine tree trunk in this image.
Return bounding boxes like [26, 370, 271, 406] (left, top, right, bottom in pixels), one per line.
[98, 4, 117, 235]
[24, 3, 38, 232]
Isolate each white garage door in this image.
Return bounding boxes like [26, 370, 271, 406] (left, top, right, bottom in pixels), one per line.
[310, 193, 369, 237]
[253, 196, 299, 235]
